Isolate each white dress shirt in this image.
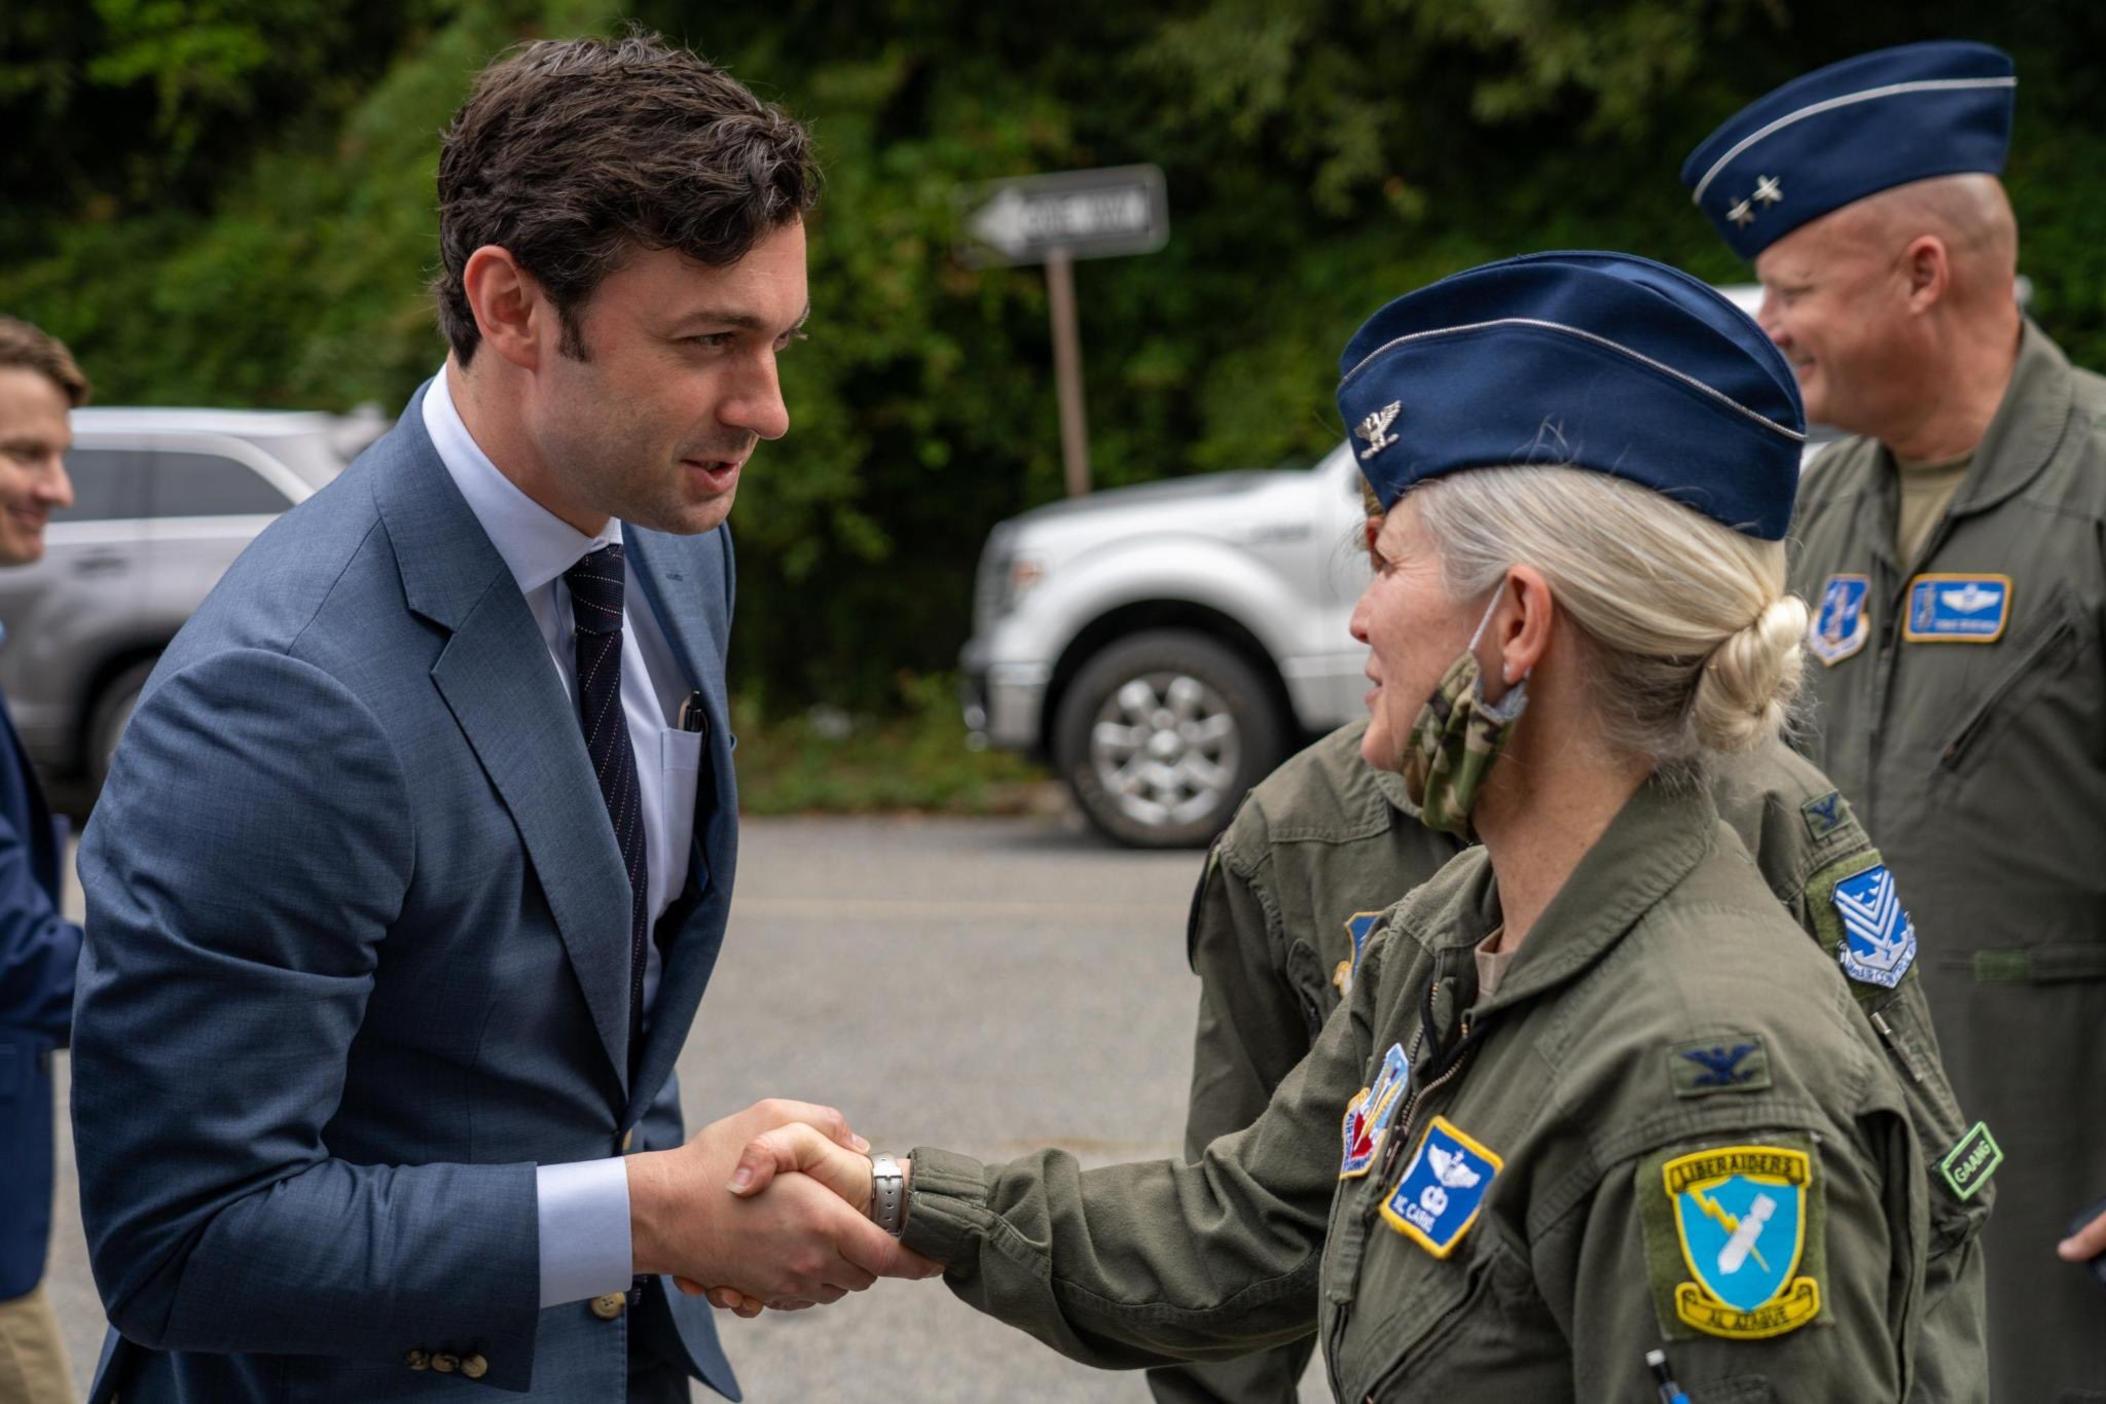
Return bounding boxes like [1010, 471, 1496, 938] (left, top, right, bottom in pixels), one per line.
[424, 369, 702, 1307]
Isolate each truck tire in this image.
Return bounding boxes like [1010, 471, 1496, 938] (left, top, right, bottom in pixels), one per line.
[1053, 630, 1287, 848]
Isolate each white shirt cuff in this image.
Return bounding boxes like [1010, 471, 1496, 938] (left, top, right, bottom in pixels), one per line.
[535, 1157, 634, 1308]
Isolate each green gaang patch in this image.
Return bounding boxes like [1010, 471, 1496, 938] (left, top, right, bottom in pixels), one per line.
[1939, 1122, 2003, 1201]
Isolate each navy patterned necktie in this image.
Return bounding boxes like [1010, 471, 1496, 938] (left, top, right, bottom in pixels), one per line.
[563, 543, 649, 1073]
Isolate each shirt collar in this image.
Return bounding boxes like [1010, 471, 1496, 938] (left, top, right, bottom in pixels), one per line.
[421, 365, 622, 596]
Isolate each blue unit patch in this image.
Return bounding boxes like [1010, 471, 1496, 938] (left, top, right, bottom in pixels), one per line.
[1665, 1144, 1820, 1339]
[1903, 573, 2011, 643]
[1339, 1043, 1410, 1179]
[1832, 864, 1917, 988]
[1807, 574, 1870, 665]
[1380, 1116, 1502, 1257]
[1333, 911, 1386, 996]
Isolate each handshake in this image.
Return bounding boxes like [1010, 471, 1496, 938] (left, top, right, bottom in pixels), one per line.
[625, 1099, 942, 1317]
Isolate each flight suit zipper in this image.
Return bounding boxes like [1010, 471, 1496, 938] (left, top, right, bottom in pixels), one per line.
[1938, 613, 2075, 770]
[1327, 972, 1489, 1401]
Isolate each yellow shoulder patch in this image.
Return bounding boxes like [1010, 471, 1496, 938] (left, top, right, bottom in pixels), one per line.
[1640, 1138, 1828, 1342]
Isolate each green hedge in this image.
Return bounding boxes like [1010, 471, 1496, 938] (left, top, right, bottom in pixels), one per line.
[7, 0, 2104, 716]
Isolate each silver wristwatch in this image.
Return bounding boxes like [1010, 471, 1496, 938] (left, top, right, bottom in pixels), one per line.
[868, 1153, 906, 1236]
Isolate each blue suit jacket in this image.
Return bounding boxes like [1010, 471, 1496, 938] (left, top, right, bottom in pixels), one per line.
[73, 390, 744, 1400]
[0, 678, 80, 1302]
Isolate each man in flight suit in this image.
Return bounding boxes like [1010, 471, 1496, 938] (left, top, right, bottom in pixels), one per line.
[1683, 41, 2106, 1399]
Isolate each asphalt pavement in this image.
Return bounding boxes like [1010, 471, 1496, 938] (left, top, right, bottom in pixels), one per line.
[49, 814, 1330, 1401]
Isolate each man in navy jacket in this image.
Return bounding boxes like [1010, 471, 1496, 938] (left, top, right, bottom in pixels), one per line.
[0, 317, 85, 1402]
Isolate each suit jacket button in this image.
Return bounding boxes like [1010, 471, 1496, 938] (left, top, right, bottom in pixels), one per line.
[590, 1291, 627, 1320]
[431, 1352, 459, 1373]
[405, 1349, 430, 1371]
[620, 1127, 635, 1152]
[460, 1353, 489, 1380]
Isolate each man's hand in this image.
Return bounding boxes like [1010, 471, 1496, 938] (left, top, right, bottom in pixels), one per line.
[628, 1098, 908, 1309]
[2057, 1202, 2106, 1264]
[684, 1124, 941, 1316]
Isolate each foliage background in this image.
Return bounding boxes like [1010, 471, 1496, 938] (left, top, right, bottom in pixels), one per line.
[7, 0, 2106, 723]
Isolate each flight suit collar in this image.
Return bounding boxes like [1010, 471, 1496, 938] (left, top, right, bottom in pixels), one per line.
[1372, 764, 1417, 818]
[1431, 773, 1720, 1019]
[1938, 318, 2072, 521]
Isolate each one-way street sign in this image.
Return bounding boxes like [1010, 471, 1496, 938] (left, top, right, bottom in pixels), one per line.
[962, 165, 1169, 267]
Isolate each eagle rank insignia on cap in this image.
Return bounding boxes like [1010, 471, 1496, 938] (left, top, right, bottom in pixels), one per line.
[1356, 401, 1402, 460]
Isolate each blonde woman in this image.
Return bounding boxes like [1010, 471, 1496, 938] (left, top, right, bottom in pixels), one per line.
[715, 254, 1979, 1400]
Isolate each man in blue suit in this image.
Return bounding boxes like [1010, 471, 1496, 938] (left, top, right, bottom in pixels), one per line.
[70, 32, 923, 1403]
[0, 318, 86, 1403]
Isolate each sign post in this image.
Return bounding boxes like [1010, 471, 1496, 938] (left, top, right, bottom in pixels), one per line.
[962, 165, 1169, 497]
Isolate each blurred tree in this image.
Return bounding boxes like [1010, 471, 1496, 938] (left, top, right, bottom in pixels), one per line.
[4, 0, 2105, 712]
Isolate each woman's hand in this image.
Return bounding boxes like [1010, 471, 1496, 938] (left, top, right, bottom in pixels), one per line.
[677, 1127, 936, 1314]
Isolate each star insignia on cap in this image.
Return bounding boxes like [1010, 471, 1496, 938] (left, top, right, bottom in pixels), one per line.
[1357, 401, 1402, 460]
[1753, 175, 1783, 206]
[1727, 198, 1755, 228]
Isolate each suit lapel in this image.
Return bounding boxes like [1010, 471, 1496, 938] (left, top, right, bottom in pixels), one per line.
[373, 388, 633, 1092]
[622, 525, 739, 1121]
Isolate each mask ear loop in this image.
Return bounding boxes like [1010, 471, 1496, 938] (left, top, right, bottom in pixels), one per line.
[1467, 582, 1531, 722]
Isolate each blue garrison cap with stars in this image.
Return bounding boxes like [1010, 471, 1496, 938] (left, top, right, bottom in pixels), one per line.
[1682, 41, 2015, 261]
[1336, 251, 1805, 539]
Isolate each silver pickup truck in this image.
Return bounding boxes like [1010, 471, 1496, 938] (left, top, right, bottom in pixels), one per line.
[962, 441, 1372, 847]
[960, 285, 1859, 847]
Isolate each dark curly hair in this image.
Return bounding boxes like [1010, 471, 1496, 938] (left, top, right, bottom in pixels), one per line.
[433, 29, 818, 364]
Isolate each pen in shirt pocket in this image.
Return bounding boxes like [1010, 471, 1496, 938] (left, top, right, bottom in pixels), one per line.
[676, 690, 708, 735]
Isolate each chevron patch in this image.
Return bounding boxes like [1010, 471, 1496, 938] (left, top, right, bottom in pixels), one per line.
[1831, 864, 1917, 989]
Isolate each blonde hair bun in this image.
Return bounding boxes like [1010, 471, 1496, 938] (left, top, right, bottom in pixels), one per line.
[1690, 595, 1809, 753]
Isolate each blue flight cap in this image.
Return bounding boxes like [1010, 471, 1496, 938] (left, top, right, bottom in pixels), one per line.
[1681, 41, 2015, 261]
[1337, 251, 1805, 540]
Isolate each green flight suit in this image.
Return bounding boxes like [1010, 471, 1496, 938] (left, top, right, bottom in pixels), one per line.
[1154, 720, 1988, 1404]
[1790, 321, 2106, 1401]
[905, 775, 1974, 1401]
[1150, 725, 1458, 1404]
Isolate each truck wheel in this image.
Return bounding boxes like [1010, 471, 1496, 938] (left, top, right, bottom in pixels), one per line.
[88, 657, 158, 785]
[1053, 630, 1287, 848]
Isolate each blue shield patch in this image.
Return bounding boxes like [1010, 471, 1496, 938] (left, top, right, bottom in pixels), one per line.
[1333, 911, 1385, 996]
[1832, 864, 1917, 988]
[1665, 1144, 1820, 1338]
[1807, 574, 1870, 665]
[1380, 1116, 1501, 1257]
[1339, 1043, 1410, 1179]
[1903, 574, 2011, 643]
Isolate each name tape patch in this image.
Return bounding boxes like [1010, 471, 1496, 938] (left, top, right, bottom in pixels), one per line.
[1939, 1122, 2003, 1201]
[1903, 573, 2011, 644]
[1380, 1116, 1501, 1257]
[1664, 1144, 1821, 1340]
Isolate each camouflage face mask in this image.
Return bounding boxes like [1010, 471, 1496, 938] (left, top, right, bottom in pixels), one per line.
[1400, 589, 1530, 838]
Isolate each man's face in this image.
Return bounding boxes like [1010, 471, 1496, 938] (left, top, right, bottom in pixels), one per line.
[1754, 208, 1920, 434]
[0, 367, 75, 565]
[529, 220, 808, 535]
